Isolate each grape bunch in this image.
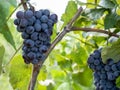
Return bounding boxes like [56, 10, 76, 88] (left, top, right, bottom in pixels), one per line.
[14, 9, 57, 64]
[87, 49, 120, 90]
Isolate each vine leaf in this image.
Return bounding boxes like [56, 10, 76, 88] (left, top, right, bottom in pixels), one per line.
[101, 39, 120, 63]
[0, 44, 5, 74]
[0, 74, 13, 90]
[0, 0, 16, 49]
[99, 0, 115, 9]
[72, 67, 92, 87]
[87, 8, 105, 20]
[61, 1, 77, 27]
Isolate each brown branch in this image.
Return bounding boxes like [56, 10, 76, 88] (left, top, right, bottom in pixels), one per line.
[71, 27, 120, 38]
[21, 0, 28, 10]
[28, 7, 83, 90]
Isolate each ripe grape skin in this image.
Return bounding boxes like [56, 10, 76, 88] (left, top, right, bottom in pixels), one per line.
[43, 9, 50, 16]
[35, 11, 42, 19]
[31, 32, 38, 40]
[25, 39, 35, 47]
[26, 26, 35, 34]
[14, 19, 20, 25]
[41, 23, 48, 30]
[27, 52, 36, 60]
[16, 11, 24, 19]
[40, 15, 48, 23]
[34, 23, 41, 32]
[20, 19, 28, 27]
[24, 10, 33, 19]
[50, 14, 58, 23]
[21, 32, 29, 39]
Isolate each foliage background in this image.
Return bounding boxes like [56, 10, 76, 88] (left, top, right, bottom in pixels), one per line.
[0, 0, 120, 90]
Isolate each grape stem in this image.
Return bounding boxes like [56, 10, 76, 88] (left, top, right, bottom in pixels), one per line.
[21, 0, 28, 10]
[71, 27, 119, 38]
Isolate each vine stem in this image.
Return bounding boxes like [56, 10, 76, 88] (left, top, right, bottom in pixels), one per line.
[71, 27, 119, 38]
[28, 7, 83, 90]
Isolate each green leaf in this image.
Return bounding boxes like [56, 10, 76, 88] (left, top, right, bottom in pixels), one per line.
[57, 82, 71, 90]
[51, 70, 66, 82]
[87, 0, 100, 8]
[0, 1, 16, 49]
[87, 8, 105, 20]
[104, 13, 120, 29]
[116, 76, 120, 88]
[9, 54, 32, 90]
[69, 42, 88, 65]
[72, 83, 82, 90]
[99, 0, 115, 8]
[0, 44, 5, 74]
[0, 74, 13, 90]
[101, 39, 120, 63]
[72, 67, 93, 87]
[8, 0, 17, 7]
[0, 24, 16, 49]
[61, 1, 77, 27]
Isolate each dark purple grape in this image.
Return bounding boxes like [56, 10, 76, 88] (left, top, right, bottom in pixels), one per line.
[24, 10, 33, 19]
[16, 11, 24, 19]
[27, 16, 36, 25]
[50, 14, 58, 23]
[39, 45, 48, 53]
[40, 15, 48, 23]
[26, 26, 35, 34]
[25, 39, 34, 47]
[34, 23, 41, 32]
[20, 19, 28, 27]
[27, 52, 36, 60]
[21, 32, 29, 39]
[41, 23, 48, 30]
[14, 19, 20, 25]
[17, 26, 25, 32]
[43, 9, 50, 16]
[31, 59, 39, 64]
[31, 32, 38, 40]
[35, 11, 42, 18]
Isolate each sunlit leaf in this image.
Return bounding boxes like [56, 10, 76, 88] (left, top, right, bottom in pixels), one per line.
[61, 1, 77, 27]
[57, 82, 71, 90]
[72, 67, 93, 87]
[0, 74, 13, 90]
[9, 54, 32, 89]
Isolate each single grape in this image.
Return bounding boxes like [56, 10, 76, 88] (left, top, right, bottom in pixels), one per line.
[34, 23, 41, 32]
[50, 14, 58, 23]
[40, 15, 48, 23]
[16, 11, 24, 19]
[35, 11, 42, 18]
[20, 19, 28, 27]
[26, 26, 35, 34]
[25, 39, 34, 47]
[31, 32, 38, 40]
[21, 32, 29, 39]
[43, 9, 50, 16]
[24, 10, 33, 19]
